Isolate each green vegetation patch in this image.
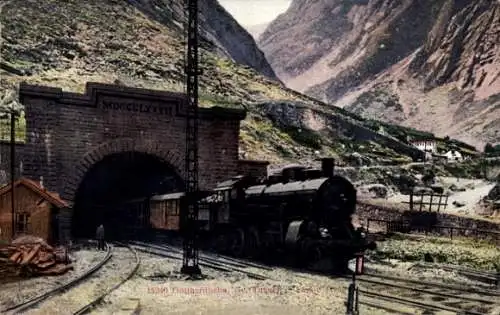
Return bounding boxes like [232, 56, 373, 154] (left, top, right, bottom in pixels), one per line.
[0, 112, 27, 142]
[365, 119, 434, 143]
[370, 233, 500, 271]
[279, 126, 323, 150]
[484, 143, 500, 157]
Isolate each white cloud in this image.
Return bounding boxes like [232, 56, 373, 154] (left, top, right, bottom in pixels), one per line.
[218, 0, 292, 26]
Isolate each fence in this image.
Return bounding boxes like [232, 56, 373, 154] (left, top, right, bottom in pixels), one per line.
[402, 191, 449, 212]
[366, 218, 500, 243]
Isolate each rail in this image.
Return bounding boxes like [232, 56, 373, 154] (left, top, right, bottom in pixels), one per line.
[2, 242, 112, 313]
[355, 272, 500, 315]
[73, 242, 140, 315]
[366, 218, 500, 242]
[129, 241, 271, 280]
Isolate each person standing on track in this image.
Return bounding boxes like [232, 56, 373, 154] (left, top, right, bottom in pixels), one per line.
[96, 224, 105, 251]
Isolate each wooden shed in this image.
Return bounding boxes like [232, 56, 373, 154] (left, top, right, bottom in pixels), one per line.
[0, 177, 68, 244]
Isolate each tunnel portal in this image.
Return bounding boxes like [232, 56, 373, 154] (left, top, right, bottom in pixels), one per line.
[72, 151, 184, 239]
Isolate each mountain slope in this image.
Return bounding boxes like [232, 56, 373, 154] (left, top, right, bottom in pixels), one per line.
[0, 0, 474, 165]
[127, 0, 279, 80]
[259, 0, 500, 148]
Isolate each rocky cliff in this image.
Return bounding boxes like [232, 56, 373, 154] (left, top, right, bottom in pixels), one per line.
[259, 0, 500, 148]
[199, 0, 279, 80]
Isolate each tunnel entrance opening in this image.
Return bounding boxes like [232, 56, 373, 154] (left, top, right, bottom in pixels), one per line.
[72, 151, 184, 240]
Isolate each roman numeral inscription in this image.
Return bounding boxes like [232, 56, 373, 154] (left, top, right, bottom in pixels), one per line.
[101, 100, 174, 116]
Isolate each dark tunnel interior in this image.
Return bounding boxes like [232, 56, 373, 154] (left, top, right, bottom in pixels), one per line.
[72, 151, 184, 239]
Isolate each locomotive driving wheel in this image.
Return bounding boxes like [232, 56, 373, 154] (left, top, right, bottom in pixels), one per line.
[299, 237, 324, 269]
[306, 243, 324, 269]
[229, 228, 245, 257]
[244, 226, 260, 258]
[213, 230, 230, 253]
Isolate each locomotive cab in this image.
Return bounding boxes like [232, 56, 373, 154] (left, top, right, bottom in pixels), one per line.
[201, 175, 255, 225]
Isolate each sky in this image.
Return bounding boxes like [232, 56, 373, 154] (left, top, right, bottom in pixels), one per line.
[218, 0, 292, 27]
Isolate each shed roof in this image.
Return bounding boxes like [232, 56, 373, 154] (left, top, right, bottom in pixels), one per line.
[150, 192, 185, 201]
[0, 177, 68, 208]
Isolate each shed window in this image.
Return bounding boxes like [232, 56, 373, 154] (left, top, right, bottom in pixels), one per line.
[231, 188, 238, 199]
[16, 212, 30, 234]
[162, 199, 181, 224]
[161, 201, 167, 222]
[166, 200, 180, 215]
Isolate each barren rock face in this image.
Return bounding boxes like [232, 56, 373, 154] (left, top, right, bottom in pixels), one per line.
[410, 0, 500, 99]
[259, 0, 445, 92]
[259, 0, 500, 148]
[199, 0, 279, 80]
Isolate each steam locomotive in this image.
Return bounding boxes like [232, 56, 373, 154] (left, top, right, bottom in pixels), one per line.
[147, 158, 376, 269]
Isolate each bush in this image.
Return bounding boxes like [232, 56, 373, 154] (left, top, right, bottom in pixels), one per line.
[484, 143, 500, 156]
[281, 126, 322, 150]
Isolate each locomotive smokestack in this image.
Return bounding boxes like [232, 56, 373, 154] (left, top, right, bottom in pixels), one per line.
[282, 166, 307, 183]
[282, 168, 294, 183]
[321, 158, 335, 178]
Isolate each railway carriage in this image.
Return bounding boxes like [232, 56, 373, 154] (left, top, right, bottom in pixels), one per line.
[149, 192, 184, 230]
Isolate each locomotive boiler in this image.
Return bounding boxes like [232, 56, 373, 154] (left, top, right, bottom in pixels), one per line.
[148, 158, 376, 269]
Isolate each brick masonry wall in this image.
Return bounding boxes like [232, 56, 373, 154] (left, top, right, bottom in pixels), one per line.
[0, 82, 246, 205]
[237, 160, 270, 179]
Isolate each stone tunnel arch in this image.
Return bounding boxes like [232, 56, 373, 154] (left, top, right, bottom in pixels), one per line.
[62, 138, 185, 204]
[63, 138, 186, 239]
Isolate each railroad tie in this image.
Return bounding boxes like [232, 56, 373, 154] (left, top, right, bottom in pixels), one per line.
[116, 297, 141, 315]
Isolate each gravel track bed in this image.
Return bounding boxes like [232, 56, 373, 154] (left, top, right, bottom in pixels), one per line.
[359, 275, 498, 315]
[6, 245, 493, 314]
[0, 249, 106, 311]
[20, 245, 136, 315]
[366, 258, 499, 289]
[91, 251, 387, 315]
[120, 243, 499, 314]
[358, 295, 430, 315]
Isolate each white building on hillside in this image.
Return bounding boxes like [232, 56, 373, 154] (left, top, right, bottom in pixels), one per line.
[410, 139, 437, 153]
[445, 150, 463, 162]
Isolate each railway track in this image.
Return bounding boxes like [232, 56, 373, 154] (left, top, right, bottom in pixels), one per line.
[131, 240, 500, 314]
[137, 240, 274, 270]
[132, 240, 500, 314]
[1, 243, 113, 314]
[412, 262, 499, 287]
[129, 241, 272, 281]
[357, 272, 500, 315]
[4, 242, 140, 315]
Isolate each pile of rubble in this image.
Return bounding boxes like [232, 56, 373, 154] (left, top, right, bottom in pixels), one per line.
[0, 235, 73, 280]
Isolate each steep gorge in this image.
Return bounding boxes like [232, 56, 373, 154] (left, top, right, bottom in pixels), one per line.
[259, 0, 500, 148]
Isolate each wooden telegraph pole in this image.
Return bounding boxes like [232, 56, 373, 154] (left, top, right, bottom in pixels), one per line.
[10, 110, 16, 239]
